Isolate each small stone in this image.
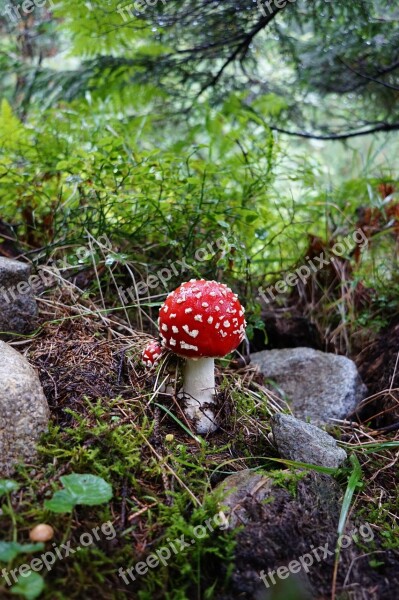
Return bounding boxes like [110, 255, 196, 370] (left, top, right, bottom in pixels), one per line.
[271, 413, 347, 468]
[216, 469, 274, 528]
[0, 341, 49, 475]
[250, 347, 367, 425]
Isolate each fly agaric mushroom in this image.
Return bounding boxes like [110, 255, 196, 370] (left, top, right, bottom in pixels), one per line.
[158, 279, 246, 433]
[142, 340, 163, 368]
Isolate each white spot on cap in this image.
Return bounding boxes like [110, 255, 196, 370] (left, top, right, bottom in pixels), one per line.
[201, 302, 209, 307]
[182, 325, 199, 338]
[215, 306, 220, 312]
[161, 324, 168, 332]
[194, 315, 203, 322]
[185, 308, 193, 313]
[223, 320, 231, 327]
[172, 326, 179, 333]
[207, 316, 213, 324]
[176, 297, 186, 304]
[210, 292, 216, 297]
[220, 331, 227, 337]
[170, 338, 176, 346]
[170, 313, 176, 319]
[180, 341, 198, 351]
[219, 300, 224, 304]
[215, 323, 220, 330]
[195, 293, 202, 298]
[163, 305, 168, 313]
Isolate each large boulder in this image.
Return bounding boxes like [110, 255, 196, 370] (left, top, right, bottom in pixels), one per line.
[0, 341, 49, 475]
[250, 347, 367, 425]
[271, 413, 347, 468]
[0, 257, 38, 337]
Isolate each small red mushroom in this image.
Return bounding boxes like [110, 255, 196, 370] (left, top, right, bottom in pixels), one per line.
[142, 340, 163, 368]
[158, 279, 246, 433]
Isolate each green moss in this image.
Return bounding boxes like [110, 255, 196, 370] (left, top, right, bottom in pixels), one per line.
[269, 469, 308, 498]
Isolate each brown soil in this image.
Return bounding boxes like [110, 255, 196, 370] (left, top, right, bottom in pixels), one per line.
[354, 318, 399, 428]
[217, 473, 399, 600]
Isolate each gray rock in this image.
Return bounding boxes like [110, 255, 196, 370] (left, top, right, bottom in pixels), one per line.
[271, 413, 347, 468]
[0, 341, 49, 475]
[250, 347, 367, 425]
[216, 469, 274, 528]
[0, 257, 38, 337]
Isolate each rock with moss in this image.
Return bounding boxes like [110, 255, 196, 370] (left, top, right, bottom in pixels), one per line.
[0, 341, 49, 475]
[0, 257, 38, 338]
[216, 469, 344, 599]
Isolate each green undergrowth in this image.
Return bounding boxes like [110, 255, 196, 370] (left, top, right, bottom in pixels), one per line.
[1, 373, 398, 599]
[0, 395, 241, 599]
[0, 383, 340, 599]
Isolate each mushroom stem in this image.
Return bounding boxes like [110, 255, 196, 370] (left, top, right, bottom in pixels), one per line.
[180, 357, 217, 434]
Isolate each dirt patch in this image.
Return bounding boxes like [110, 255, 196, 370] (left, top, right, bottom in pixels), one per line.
[216, 471, 399, 600]
[354, 318, 399, 427]
[25, 290, 149, 426]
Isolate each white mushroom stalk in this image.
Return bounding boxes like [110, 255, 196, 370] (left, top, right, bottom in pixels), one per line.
[158, 279, 246, 435]
[179, 357, 216, 434]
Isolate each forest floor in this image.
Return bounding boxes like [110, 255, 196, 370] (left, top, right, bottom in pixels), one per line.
[0, 279, 398, 600]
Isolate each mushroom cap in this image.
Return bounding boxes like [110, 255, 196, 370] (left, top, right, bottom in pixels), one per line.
[142, 340, 163, 367]
[29, 524, 54, 542]
[158, 279, 246, 359]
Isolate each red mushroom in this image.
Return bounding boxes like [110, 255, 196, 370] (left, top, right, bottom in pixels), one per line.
[142, 340, 163, 368]
[158, 279, 246, 433]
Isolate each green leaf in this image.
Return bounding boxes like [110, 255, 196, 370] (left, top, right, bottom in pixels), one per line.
[331, 454, 363, 596]
[0, 480, 19, 497]
[44, 474, 113, 513]
[216, 220, 230, 229]
[337, 454, 363, 537]
[44, 490, 77, 514]
[10, 571, 45, 600]
[0, 542, 44, 562]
